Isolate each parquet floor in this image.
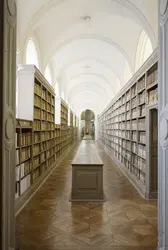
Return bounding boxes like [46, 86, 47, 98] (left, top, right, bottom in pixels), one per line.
[16, 141, 158, 250]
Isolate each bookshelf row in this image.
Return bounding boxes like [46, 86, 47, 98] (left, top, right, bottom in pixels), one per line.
[15, 65, 78, 201]
[15, 123, 77, 198]
[98, 50, 158, 198]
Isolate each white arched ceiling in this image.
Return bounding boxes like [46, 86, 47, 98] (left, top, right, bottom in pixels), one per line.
[70, 91, 108, 115]
[17, 0, 158, 114]
[65, 74, 116, 95]
[56, 57, 122, 84]
[68, 84, 110, 104]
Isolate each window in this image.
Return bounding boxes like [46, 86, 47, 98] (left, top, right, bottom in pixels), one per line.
[135, 30, 153, 71]
[16, 50, 20, 117]
[26, 39, 39, 68]
[45, 65, 52, 85]
[55, 82, 59, 96]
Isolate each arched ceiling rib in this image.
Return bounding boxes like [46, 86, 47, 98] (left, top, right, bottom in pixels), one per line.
[49, 37, 131, 83]
[70, 91, 108, 115]
[55, 57, 122, 84]
[17, 0, 158, 114]
[65, 73, 117, 95]
[43, 35, 134, 72]
[68, 84, 110, 103]
[18, 0, 157, 51]
[69, 86, 108, 105]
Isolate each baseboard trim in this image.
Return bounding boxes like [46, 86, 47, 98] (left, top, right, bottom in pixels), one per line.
[15, 142, 78, 216]
[98, 141, 148, 200]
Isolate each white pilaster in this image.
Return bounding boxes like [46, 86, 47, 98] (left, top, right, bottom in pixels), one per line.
[158, 1, 168, 249]
[1, 0, 16, 249]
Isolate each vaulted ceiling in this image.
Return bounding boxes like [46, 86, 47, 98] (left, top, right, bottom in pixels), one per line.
[17, 0, 158, 115]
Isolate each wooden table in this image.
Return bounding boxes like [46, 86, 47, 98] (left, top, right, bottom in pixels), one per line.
[70, 140, 105, 201]
[83, 135, 92, 140]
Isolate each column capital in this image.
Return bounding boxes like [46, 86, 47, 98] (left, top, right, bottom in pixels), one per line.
[7, 0, 16, 16]
[160, 0, 168, 25]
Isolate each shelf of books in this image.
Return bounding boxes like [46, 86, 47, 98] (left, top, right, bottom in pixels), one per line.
[72, 113, 78, 140]
[70, 110, 73, 127]
[55, 124, 61, 159]
[16, 65, 78, 207]
[98, 49, 158, 198]
[15, 119, 33, 199]
[16, 65, 56, 201]
[68, 109, 75, 145]
[55, 97, 77, 154]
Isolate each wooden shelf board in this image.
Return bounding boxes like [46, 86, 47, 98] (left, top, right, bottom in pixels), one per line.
[20, 158, 31, 164]
[146, 81, 157, 91]
[138, 88, 145, 94]
[20, 172, 31, 181]
[33, 152, 41, 157]
[138, 155, 146, 160]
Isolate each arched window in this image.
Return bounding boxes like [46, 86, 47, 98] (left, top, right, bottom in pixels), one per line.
[55, 82, 59, 96]
[135, 30, 153, 71]
[16, 49, 21, 65]
[16, 49, 21, 118]
[45, 65, 52, 85]
[26, 39, 39, 68]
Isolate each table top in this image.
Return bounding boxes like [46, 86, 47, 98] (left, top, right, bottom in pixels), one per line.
[83, 135, 92, 140]
[72, 140, 103, 166]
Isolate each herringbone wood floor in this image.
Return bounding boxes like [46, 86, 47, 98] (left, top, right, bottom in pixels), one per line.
[16, 141, 158, 250]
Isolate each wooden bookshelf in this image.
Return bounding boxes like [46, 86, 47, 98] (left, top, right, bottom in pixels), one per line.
[98, 49, 158, 199]
[55, 98, 76, 154]
[54, 124, 61, 159]
[33, 74, 55, 183]
[15, 119, 33, 199]
[16, 65, 56, 200]
[70, 110, 73, 127]
[16, 65, 78, 208]
[72, 113, 78, 140]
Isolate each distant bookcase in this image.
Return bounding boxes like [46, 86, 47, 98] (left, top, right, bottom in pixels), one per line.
[55, 97, 76, 153]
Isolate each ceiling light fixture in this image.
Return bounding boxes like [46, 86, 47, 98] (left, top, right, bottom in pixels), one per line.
[82, 15, 91, 21]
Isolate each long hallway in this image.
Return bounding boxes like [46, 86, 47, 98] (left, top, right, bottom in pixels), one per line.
[16, 142, 157, 250]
